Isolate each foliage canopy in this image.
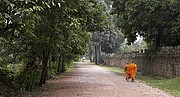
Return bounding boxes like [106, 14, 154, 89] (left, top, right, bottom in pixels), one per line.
[111, 0, 180, 49]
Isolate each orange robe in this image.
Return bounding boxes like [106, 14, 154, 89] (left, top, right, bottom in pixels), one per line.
[129, 63, 137, 81]
[124, 64, 131, 81]
[124, 63, 137, 82]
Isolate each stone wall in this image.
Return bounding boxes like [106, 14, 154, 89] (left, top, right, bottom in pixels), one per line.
[102, 46, 180, 78]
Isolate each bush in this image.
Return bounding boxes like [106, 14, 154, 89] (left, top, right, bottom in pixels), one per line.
[48, 69, 57, 79]
[0, 68, 14, 87]
[13, 65, 41, 91]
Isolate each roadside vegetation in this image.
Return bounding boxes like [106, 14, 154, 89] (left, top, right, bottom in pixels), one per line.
[0, 62, 75, 97]
[0, 0, 106, 96]
[100, 65, 180, 97]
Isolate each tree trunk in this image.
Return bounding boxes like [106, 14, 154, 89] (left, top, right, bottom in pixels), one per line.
[90, 53, 94, 62]
[98, 42, 102, 64]
[57, 55, 62, 73]
[95, 45, 98, 65]
[39, 48, 50, 86]
[95, 42, 102, 65]
[156, 36, 160, 50]
[57, 55, 65, 73]
[61, 55, 65, 73]
[89, 45, 94, 62]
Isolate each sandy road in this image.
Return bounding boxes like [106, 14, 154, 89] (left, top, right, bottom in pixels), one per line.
[33, 62, 173, 97]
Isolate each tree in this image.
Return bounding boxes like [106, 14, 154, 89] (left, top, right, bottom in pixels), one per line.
[111, 0, 180, 49]
[0, 0, 101, 89]
[87, 0, 125, 64]
[97, 0, 124, 54]
[34, 0, 92, 86]
[85, 0, 109, 64]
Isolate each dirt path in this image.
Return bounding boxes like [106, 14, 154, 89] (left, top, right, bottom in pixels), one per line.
[32, 62, 173, 97]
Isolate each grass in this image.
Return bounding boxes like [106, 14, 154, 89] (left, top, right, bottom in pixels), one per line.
[57, 62, 75, 77]
[65, 62, 75, 73]
[100, 65, 180, 97]
[100, 65, 125, 75]
[139, 76, 180, 97]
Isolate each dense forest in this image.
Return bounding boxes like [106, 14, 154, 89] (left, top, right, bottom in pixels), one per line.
[0, 0, 179, 95]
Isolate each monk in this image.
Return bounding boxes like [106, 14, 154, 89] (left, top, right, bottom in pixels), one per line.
[124, 63, 131, 81]
[129, 63, 137, 82]
[124, 62, 137, 82]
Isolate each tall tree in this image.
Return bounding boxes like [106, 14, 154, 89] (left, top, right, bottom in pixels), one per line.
[111, 0, 180, 49]
[0, 0, 104, 88]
